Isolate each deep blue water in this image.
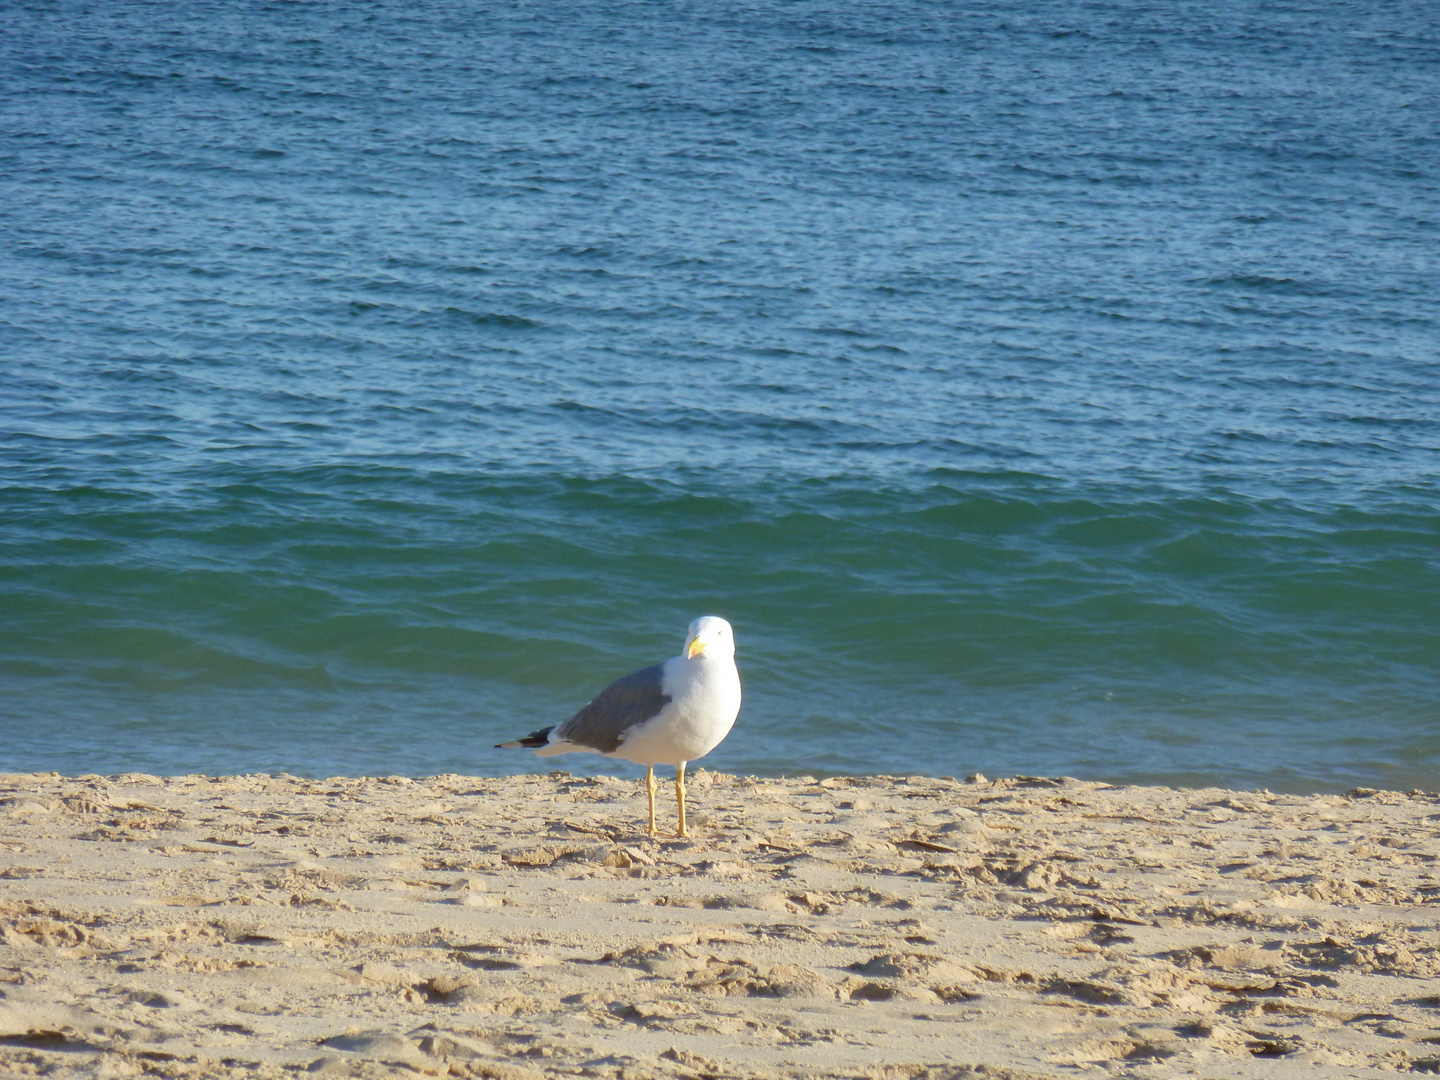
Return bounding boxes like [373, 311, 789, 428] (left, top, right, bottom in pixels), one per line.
[2, 0, 1437, 791]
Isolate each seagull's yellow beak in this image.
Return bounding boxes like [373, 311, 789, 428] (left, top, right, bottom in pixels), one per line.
[687, 638, 707, 659]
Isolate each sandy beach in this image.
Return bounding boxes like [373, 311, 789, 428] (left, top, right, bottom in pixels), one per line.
[1, 770, 1437, 1079]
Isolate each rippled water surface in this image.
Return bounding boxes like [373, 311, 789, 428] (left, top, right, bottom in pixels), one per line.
[2, 0, 1437, 790]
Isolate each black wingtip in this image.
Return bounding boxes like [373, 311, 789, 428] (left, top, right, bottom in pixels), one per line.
[497, 726, 554, 750]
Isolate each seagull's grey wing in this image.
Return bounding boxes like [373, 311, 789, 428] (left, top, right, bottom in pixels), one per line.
[554, 663, 671, 753]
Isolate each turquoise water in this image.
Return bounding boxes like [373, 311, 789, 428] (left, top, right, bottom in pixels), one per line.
[2, 0, 1437, 790]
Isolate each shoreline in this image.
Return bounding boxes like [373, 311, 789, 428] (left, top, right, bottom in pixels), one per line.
[2, 771, 1437, 1078]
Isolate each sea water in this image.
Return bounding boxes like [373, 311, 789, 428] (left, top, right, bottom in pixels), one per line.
[2, 0, 1437, 791]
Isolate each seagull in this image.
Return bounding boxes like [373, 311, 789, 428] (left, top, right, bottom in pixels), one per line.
[497, 616, 741, 838]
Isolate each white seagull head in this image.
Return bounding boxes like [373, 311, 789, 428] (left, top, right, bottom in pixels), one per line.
[684, 615, 735, 660]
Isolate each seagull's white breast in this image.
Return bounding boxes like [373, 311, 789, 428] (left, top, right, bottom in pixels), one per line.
[612, 654, 741, 766]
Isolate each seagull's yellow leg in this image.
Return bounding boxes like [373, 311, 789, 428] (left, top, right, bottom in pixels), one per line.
[675, 761, 689, 838]
[645, 766, 657, 837]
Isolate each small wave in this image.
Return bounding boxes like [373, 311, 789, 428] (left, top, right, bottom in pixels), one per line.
[440, 308, 540, 329]
[1198, 274, 1351, 297]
